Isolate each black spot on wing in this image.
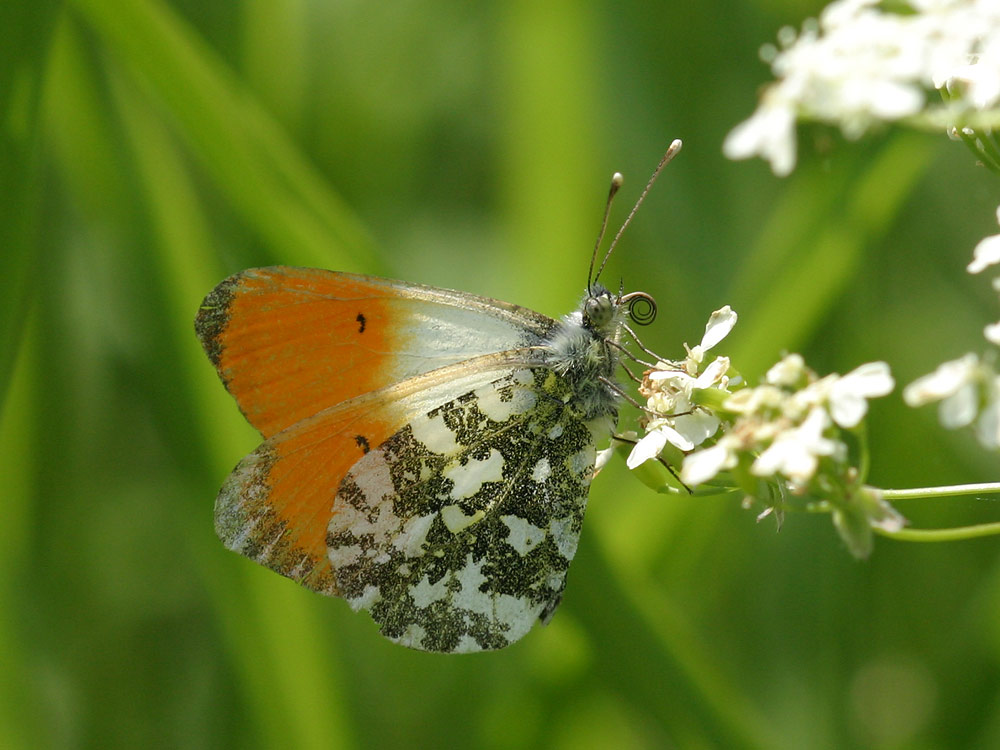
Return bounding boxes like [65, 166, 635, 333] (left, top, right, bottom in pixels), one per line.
[356, 312, 366, 333]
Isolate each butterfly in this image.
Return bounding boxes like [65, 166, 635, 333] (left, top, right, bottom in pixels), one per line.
[195, 141, 681, 653]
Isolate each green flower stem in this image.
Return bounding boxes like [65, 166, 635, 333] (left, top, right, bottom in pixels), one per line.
[880, 482, 1000, 500]
[875, 522, 1000, 542]
[910, 109, 1000, 132]
[876, 483, 1000, 543]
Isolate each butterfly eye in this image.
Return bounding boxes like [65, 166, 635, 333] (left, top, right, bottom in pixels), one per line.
[584, 292, 614, 327]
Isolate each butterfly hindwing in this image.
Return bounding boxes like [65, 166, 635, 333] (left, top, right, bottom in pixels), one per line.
[330, 366, 607, 653]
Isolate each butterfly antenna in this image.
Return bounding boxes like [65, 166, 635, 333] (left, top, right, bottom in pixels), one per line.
[593, 139, 682, 286]
[587, 172, 625, 292]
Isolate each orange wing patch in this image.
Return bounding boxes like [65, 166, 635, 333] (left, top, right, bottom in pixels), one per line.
[213, 355, 525, 598]
[196, 267, 554, 439]
[215, 396, 400, 596]
[196, 267, 400, 438]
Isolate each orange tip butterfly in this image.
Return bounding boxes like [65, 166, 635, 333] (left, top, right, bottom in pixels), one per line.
[196, 140, 682, 653]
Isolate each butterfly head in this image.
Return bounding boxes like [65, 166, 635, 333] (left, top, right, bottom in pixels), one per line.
[581, 282, 658, 337]
[581, 283, 620, 336]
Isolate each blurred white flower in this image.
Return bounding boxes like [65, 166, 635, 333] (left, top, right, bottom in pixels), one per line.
[904, 352, 1000, 450]
[969, 205, 1000, 273]
[752, 407, 838, 482]
[903, 353, 981, 427]
[726, 0, 1000, 175]
[828, 361, 895, 428]
[765, 353, 808, 387]
[722, 94, 798, 176]
[680, 433, 742, 486]
[977, 387, 1000, 448]
[725, 384, 786, 414]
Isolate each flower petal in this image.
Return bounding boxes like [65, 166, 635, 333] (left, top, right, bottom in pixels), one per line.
[700, 306, 738, 351]
[659, 423, 696, 452]
[829, 361, 894, 428]
[902, 354, 979, 406]
[968, 234, 1000, 274]
[976, 399, 1000, 449]
[723, 98, 798, 176]
[939, 383, 978, 429]
[626, 430, 668, 470]
[985, 321, 1000, 346]
[829, 392, 868, 429]
[840, 361, 894, 398]
[672, 412, 721, 447]
[694, 356, 730, 389]
[681, 443, 735, 485]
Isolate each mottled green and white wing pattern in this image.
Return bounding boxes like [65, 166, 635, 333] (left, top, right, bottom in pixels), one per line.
[329, 367, 608, 653]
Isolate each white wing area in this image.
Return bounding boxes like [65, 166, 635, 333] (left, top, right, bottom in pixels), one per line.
[327, 366, 607, 653]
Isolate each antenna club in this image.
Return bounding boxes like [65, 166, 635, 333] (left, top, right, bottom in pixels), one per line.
[611, 172, 624, 188]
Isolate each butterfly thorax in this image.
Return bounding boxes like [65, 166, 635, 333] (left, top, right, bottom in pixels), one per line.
[538, 283, 625, 421]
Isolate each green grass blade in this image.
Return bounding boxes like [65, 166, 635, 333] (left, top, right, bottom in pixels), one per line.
[68, 0, 376, 269]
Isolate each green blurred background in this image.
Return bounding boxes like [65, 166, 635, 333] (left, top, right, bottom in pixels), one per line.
[4, 0, 1000, 747]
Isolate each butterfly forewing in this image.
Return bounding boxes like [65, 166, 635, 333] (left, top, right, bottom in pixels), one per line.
[195, 266, 556, 437]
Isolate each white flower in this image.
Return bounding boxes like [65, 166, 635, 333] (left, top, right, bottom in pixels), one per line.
[681, 434, 742, 485]
[940, 27, 1000, 109]
[627, 422, 693, 469]
[985, 321, 1000, 345]
[722, 94, 798, 176]
[725, 384, 787, 414]
[671, 411, 721, 447]
[765, 353, 808, 387]
[630, 308, 738, 470]
[752, 407, 838, 482]
[977, 394, 1000, 448]
[904, 352, 1000, 450]
[684, 306, 738, 371]
[725, 0, 1000, 175]
[968, 206, 1000, 273]
[828, 361, 895, 428]
[903, 353, 980, 428]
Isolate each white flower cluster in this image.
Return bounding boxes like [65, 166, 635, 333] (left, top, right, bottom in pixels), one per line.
[626, 306, 737, 468]
[628, 308, 895, 488]
[679, 355, 894, 487]
[903, 205, 1000, 448]
[627, 308, 903, 556]
[724, 0, 1000, 175]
